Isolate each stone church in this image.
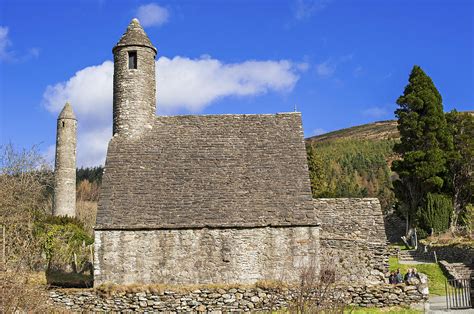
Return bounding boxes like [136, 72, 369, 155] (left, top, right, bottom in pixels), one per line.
[93, 19, 320, 286]
[91, 19, 388, 286]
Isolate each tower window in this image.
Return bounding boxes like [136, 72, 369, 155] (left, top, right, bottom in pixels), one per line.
[128, 51, 137, 69]
[62, 121, 65, 127]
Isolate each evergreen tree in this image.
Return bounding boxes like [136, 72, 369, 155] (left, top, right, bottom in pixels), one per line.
[444, 111, 474, 229]
[306, 144, 329, 197]
[392, 65, 453, 229]
[419, 193, 452, 233]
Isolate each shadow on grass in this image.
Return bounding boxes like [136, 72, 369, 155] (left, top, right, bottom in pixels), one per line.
[46, 270, 93, 288]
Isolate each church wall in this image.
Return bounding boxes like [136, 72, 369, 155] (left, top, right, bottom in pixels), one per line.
[94, 226, 319, 286]
[313, 198, 389, 284]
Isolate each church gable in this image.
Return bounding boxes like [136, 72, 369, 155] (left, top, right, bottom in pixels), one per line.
[96, 112, 316, 230]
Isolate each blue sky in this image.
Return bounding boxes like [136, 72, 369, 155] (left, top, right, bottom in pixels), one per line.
[0, 0, 473, 166]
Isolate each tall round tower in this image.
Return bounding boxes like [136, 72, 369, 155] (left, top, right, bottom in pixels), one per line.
[53, 102, 77, 217]
[112, 18, 157, 137]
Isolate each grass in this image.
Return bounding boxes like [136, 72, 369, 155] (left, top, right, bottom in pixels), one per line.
[388, 242, 411, 251]
[388, 256, 447, 296]
[344, 306, 421, 313]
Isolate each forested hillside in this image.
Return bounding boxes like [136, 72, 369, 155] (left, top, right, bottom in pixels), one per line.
[307, 120, 398, 143]
[306, 138, 397, 213]
[305, 111, 472, 218]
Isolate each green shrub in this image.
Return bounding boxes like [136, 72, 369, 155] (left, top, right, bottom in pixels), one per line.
[459, 203, 473, 232]
[416, 228, 429, 239]
[34, 215, 93, 270]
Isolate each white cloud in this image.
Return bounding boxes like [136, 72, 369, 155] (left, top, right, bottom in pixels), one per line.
[76, 126, 112, 167]
[0, 26, 40, 63]
[0, 26, 13, 61]
[296, 62, 310, 72]
[157, 57, 300, 112]
[136, 3, 169, 27]
[316, 54, 353, 77]
[362, 106, 391, 119]
[294, 0, 331, 20]
[43, 56, 304, 166]
[316, 61, 335, 76]
[43, 61, 114, 122]
[312, 128, 326, 136]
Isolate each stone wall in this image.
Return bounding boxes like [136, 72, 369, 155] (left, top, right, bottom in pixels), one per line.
[94, 226, 319, 286]
[49, 282, 428, 312]
[418, 244, 474, 265]
[313, 198, 389, 284]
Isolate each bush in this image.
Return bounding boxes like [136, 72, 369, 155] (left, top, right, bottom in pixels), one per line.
[34, 216, 93, 271]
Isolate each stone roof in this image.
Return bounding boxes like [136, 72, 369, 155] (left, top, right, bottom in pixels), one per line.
[96, 113, 317, 230]
[113, 18, 157, 53]
[58, 102, 76, 120]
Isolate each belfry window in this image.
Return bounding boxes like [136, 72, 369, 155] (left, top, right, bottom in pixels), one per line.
[128, 51, 137, 69]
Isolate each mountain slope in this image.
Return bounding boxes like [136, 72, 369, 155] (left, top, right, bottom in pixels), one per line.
[307, 120, 398, 143]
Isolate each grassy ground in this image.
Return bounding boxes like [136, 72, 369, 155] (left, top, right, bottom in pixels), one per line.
[344, 306, 421, 313]
[388, 242, 411, 251]
[46, 270, 93, 288]
[388, 256, 447, 296]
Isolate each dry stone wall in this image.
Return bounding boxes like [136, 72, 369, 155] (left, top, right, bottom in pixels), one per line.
[49, 282, 428, 312]
[418, 244, 474, 265]
[313, 198, 389, 284]
[94, 226, 319, 286]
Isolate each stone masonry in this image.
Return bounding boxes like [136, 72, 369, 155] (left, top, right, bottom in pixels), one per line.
[113, 18, 156, 138]
[53, 102, 76, 217]
[95, 19, 320, 286]
[313, 198, 389, 284]
[94, 227, 319, 286]
[49, 282, 429, 312]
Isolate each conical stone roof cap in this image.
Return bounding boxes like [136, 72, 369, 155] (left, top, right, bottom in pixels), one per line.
[58, 102, 76, 120]
[113, 18, 157, 53]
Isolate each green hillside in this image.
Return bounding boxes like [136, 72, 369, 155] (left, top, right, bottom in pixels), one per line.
[306, 120, 400, 213]
[305, 111, 472, 213]
[306, 137, 397, 213]
[307, 120, 399, 143]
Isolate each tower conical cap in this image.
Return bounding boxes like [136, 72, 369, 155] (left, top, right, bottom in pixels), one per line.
[113, 18, 157, 53]
[58, 102, 76, 120]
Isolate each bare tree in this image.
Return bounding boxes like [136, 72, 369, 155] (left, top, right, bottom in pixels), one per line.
[288, 253, 346, 313]
[0, 143, 56, 312]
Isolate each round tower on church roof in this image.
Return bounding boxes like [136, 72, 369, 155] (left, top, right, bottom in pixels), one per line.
[113, 18, 157, 54]
[112, 19, 157, 138]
